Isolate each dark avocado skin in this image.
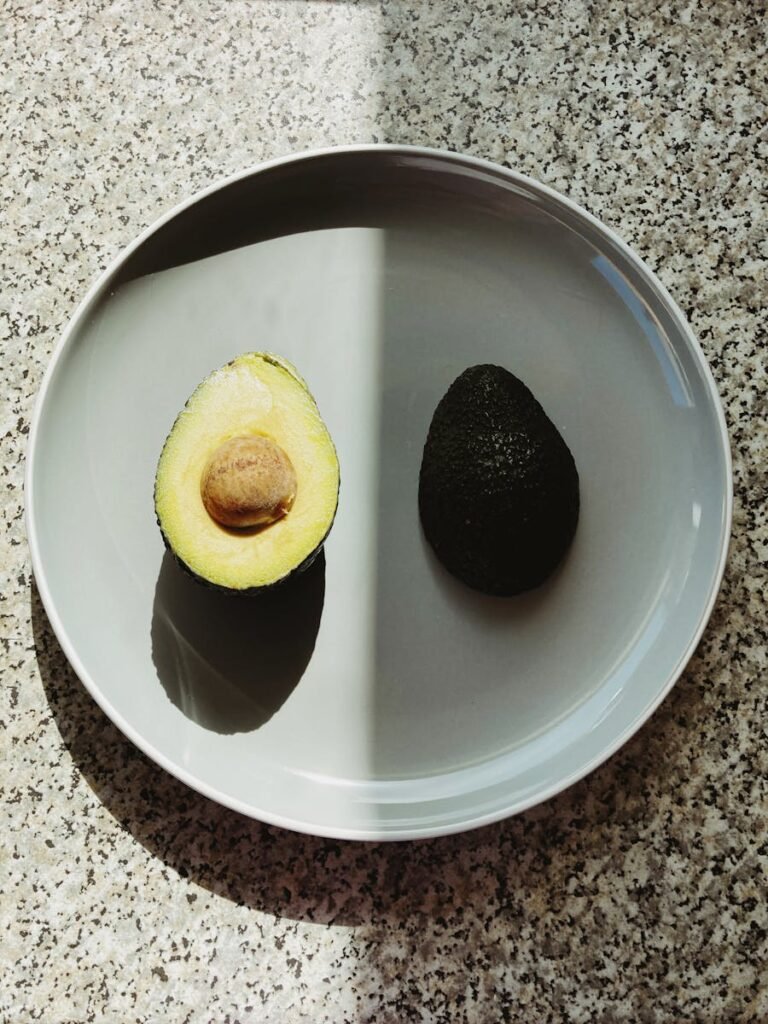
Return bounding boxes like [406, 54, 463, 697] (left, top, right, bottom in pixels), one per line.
[418, 364, 579, 596]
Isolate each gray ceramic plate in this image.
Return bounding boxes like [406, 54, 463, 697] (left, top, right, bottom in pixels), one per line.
[26, 146, 731, 840]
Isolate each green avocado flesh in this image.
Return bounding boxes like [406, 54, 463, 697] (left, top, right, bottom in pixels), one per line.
[155, 353, 340, 593]
[418, 364, 579, 596]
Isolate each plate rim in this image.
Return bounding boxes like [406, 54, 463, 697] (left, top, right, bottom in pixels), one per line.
[25, 143, 733, 840]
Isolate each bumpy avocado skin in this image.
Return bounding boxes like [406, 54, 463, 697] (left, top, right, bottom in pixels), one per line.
[418, 364, 579, 596]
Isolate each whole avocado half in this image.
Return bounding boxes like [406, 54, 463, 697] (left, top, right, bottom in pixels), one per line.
[418, 364, 579, 596]
[154, 353, 340, 595]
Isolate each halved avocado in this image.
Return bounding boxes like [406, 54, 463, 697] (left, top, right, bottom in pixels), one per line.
[155, 353, 339, 593]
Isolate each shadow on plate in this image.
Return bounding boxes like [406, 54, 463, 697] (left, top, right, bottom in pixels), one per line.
[151, 550, 326, 734]
[419, 527, 571, 628]
[29, 575, 722, 926]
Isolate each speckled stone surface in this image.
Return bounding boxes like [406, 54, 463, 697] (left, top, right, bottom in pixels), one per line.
[2, 1, 767, 1021]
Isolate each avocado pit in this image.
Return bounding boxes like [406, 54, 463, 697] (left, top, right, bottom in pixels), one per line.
[201, 435, 297, 529]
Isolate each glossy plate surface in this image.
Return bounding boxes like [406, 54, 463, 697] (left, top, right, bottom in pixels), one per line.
[26, 147, 731, 839]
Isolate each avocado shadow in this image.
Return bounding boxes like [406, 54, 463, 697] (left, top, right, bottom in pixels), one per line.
[151, 550, 325, 734]
[419, 525, 573, 629]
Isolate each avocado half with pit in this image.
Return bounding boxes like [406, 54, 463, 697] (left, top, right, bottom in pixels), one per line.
[154, 352, 340, 593]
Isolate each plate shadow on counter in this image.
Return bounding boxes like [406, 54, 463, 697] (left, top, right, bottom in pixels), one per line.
[30, 577, 720, 926]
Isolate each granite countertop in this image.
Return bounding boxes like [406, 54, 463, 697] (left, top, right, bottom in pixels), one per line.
[2, 1, 766, 1021]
